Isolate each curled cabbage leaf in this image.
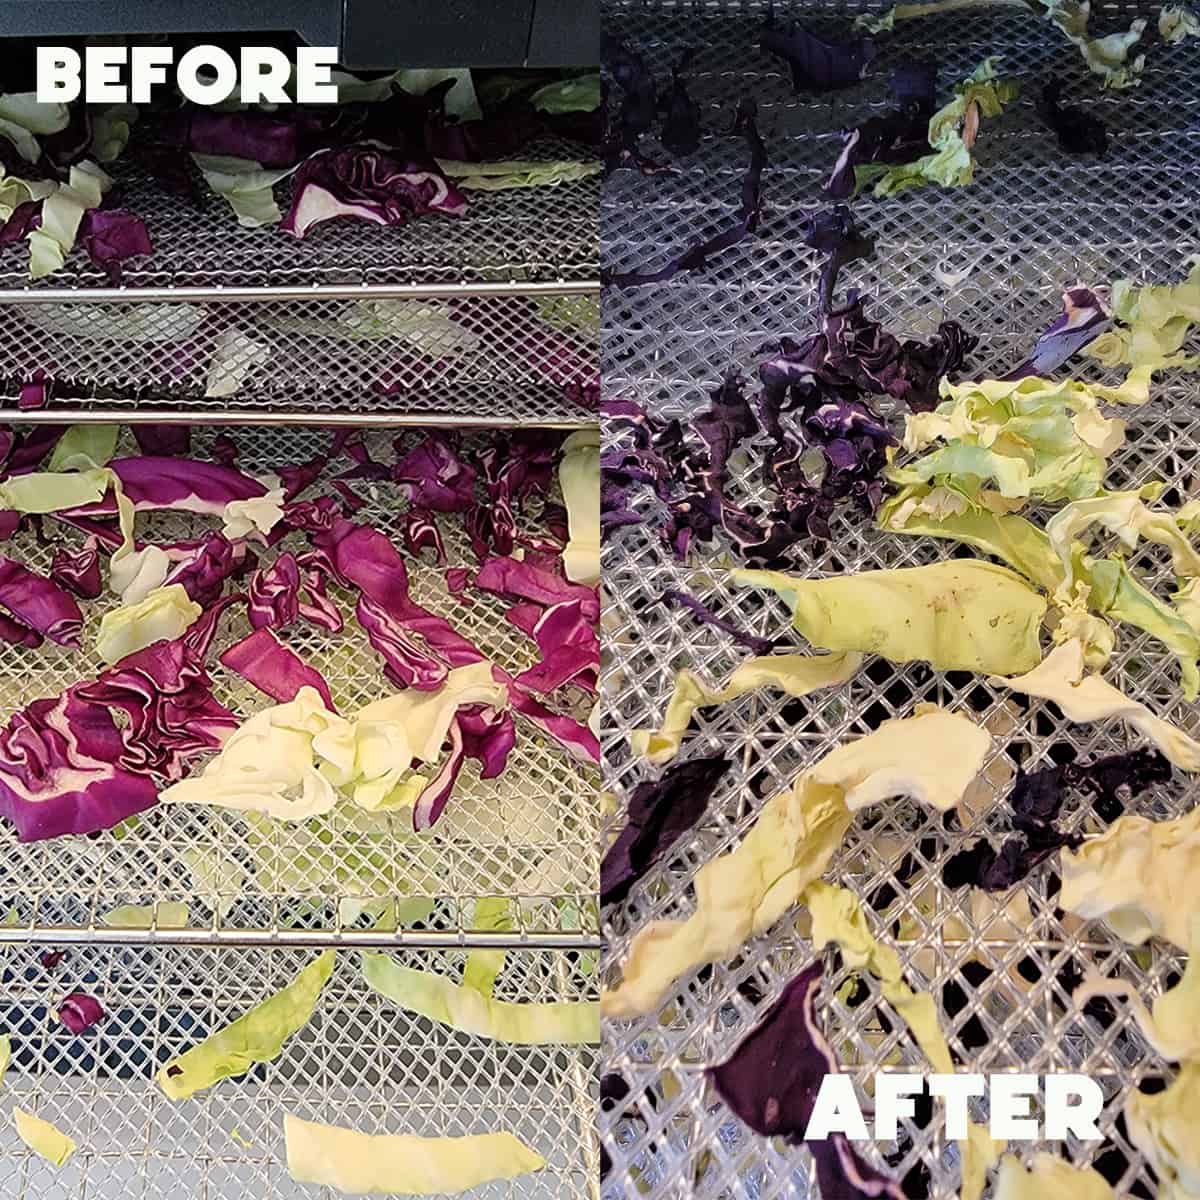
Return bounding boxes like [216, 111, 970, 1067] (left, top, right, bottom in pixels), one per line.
[892, 375, 1125, 505]
[988, 639, 1200, 770]
[631, 651, 861, 764]
[283, 1114, 544, 1195]
[602, 705, 989, 1017]
[1127, 1062, 1200, 1200]
[158, 950, 333, 1100]
[733, 560, 1046, 675]
[95, 584, 201, 664]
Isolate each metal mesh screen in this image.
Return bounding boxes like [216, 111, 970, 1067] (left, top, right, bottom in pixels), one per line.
[0, 426, 599, 944]
[0, 943, 597, 1199]
[0, 293, 598, 425]
[600, 3, 1200, 1197]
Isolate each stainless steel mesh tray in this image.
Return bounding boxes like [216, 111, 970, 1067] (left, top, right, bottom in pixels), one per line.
[0, 152, 599, 425]
[0, 426, 599, 947]
[600, 2, 1200, 1196]
[0, 943, 597, 1199]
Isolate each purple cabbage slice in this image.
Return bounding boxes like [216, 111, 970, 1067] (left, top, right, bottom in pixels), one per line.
[57, 992, 104, 1034]
[802, 205, 876, 314]
[0, 692, 159, 841]
[398, 509, 448, 564]
[49, 541, 102, 600]
[601, 755, 731, 906]
[603, 36, 661, 172]
[658, 589, 777, 656]
[412, 704, 516, 831]
[445, 567, 474, 604]
[474, 556, 600, 620]
[604, 98, 765, 288]
[277, 455, 326, 501]
[1003, 285, 1110, 381]
[0, 558, 83, 647]
[75, 635, 239, 781]
[1037, 81, 1108, 157]
[78, 209, 152, 282]
[162, 532, 253, 607]
[219, 628, 336, 711]
[393, 434, 478, 513]
[761, 19, 876, 91]
[708, 962, 904, 1200]
[356, 594, 451, 691]
[280, 146, 467, 240]
[660, 50, 701, 157]
[943, 748, 1172, 892]
[132, 426, 191, 457]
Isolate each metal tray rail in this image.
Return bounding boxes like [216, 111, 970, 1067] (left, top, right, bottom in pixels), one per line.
[0, 943, 598, 1199]
[600, 2, 1200, 1197]
[0, 426, 600, 947]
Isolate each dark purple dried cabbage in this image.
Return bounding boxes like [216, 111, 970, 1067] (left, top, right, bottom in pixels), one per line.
[658, 589, 776, 656]
[660, 51, 701, 157]
[1004, 286, 1109, 381]
[601, 755, 731, 906]
[57, 991, 104, 1034]
[762, 19, 876, 91]
[1037, 81, 1108, 157]
[708, 962, 904, 1199]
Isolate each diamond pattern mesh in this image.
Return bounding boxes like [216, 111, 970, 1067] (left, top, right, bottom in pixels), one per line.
[0, 292, 598, 424]
[600, 2, 1200, 1196]
[0, 943, 597, 1199]
[0, 426, 599, 944]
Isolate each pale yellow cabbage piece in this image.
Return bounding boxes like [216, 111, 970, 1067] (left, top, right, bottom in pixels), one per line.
[283, 1114, 544, 1195]
[360, 954, 599, 1045]
[13, 1109, 75, 1167]
[1127, 1062, 1200, 1200]
[1060, 806, 1200, 950]
[631, 651, 862, 764]
[988, 639, 1200, 770]
[0, 1033, 10, 1084]
[992, 1153, 1117, 1200]
[558, 428, 600, 586]
[1073, 913, 1200, 1060]
[95, 584, 202, 664]
[602, 706, 990, 1018]
[732, 560, 1046, 675]
[1085, 259, 1200, 404]
[161, 663, 507, 819]
[1047, 491, 1200, 587]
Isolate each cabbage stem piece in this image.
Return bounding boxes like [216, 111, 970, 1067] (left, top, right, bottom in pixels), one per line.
[283, 1114, 544, 1194]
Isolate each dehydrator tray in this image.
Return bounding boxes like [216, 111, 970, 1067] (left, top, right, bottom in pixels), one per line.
[0, 148, 599, 424]
[600, 3, 1200, 1198]
[0, 426, 600, 947]
[0, 943, 598, 1199]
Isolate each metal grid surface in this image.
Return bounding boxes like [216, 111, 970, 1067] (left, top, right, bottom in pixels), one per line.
[0, 291, 598, 426]
[0, 148, 598, 294]
[601, 3, 1200, 1198]
[0, 426, 599, 946]
[0, 943, 598, 1199]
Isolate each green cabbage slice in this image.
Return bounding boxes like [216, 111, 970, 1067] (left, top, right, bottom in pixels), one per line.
[631, 651, 862, 764]
[283, 1113, 544, 1195]
[102, 902, 189, 928]
[361, 954, 598, 1045]
[96, 584, 201, 664]
[157, 950, 333, 1100]
[992, 1153, 1117, 1200]
[733, 560, 1046, 675]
